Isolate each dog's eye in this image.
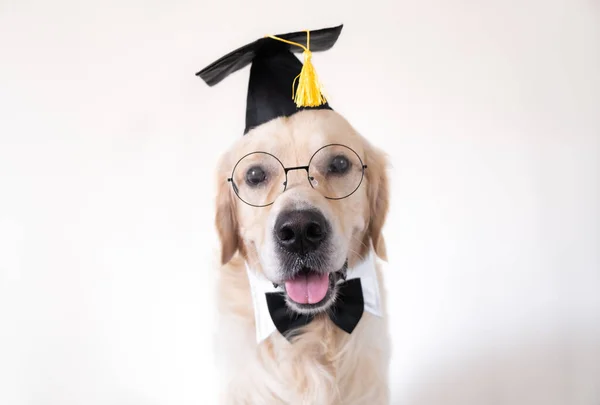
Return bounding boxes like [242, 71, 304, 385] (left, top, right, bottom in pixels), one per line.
[328, 155, 350, 174]
[245, 166, 267, 186]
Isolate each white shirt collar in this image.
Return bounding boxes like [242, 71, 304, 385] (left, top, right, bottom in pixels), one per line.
[245, 250, 383, 344]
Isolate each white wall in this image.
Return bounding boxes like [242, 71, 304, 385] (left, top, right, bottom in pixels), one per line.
[1, 1, 599, 404]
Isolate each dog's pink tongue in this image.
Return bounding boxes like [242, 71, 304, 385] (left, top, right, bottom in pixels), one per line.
[285, 272, 329, 304]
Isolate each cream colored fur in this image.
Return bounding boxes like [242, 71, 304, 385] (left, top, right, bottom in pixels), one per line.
[214, 110, 391, 404]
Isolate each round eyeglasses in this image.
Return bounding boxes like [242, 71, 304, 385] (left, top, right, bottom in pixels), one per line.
[227, 144, 367, 207]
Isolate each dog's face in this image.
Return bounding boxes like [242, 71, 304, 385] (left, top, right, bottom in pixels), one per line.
[215, 110, 388, 314]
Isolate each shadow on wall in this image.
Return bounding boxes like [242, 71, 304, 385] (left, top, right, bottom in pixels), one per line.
[396, 331, 600, 405]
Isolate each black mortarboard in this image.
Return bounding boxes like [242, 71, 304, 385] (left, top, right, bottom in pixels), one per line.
[196, 25, 343, 134]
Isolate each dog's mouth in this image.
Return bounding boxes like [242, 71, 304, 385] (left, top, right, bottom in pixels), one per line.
[276, 262, 347, 312]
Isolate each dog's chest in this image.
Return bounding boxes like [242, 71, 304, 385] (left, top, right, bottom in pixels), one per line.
[219, 314, 387, 405]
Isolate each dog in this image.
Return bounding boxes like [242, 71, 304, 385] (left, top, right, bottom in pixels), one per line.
[213, 108, 390, 404]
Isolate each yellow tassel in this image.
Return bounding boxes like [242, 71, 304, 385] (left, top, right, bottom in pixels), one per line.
[266, 30, 327, 108]
[292, 50, 326, 107]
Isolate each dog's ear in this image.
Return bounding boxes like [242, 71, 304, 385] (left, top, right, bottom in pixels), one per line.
[365, 143, 390, 260]
[215, 170, 239, 265]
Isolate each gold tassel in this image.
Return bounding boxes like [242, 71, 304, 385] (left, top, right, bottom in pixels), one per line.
[293, 49, 326, 107]
[266, 30, 326, 108]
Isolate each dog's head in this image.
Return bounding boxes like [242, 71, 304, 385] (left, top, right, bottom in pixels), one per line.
[215, 109, 389, 314]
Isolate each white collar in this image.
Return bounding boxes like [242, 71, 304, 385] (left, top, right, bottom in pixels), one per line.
[245, 250, 383, 344]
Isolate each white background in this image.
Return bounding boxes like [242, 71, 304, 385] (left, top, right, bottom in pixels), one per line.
[1, 0, 599, 404]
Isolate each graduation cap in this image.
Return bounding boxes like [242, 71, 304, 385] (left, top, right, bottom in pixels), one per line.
[196, 25, 343, 134]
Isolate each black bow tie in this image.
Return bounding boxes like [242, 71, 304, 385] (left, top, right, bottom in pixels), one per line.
[265, 278, 364, 341]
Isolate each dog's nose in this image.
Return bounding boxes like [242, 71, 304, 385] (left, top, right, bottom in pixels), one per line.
[275, 209, 328, 255]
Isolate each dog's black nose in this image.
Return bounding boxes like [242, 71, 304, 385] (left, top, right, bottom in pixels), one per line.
[275, 209, 328, 255]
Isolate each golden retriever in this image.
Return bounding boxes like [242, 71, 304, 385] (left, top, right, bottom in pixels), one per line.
[213, 108, 390, 404]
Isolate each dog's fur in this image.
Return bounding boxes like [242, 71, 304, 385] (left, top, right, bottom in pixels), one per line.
[214, 109, 390, 405]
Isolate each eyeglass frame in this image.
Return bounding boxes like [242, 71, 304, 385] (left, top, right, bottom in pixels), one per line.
[227, 143, 368, 208]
